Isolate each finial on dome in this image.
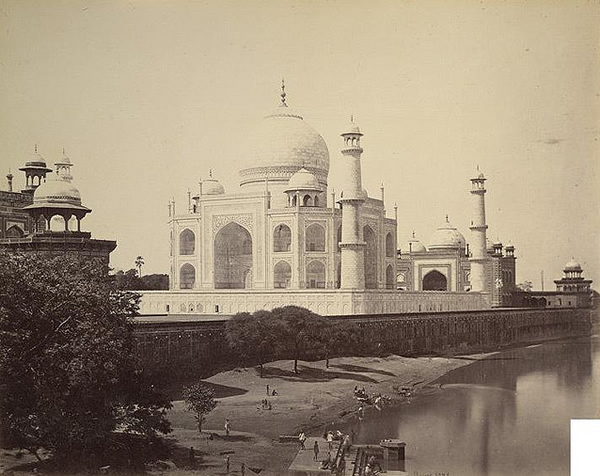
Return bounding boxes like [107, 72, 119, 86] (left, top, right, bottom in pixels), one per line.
[280, 78, 287, 106]
[35, 144, 38, 153]
[445, 214, 449, 223]
[209, 169, 213, 178]
[412, 230, 416, 238]
[350, 114, 354, 123]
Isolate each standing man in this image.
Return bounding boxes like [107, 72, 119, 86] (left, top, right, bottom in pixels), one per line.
[313, 440, 320, 461]
[225, 418, 231, 437]
[327, 431, 333, 451]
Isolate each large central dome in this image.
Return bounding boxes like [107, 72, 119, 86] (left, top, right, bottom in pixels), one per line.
[239, 101, 330, 189]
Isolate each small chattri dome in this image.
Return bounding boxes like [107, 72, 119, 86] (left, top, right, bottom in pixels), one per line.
[564, 258, 582, 271]
[406, 236, 426, 253]
[428, 216, 466, 251]
[202, 176, 225, 195]
[285, 167, 321, 192]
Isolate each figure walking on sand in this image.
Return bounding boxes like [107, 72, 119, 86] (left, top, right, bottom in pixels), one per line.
[358, 405, 364, 422]
[225, 418, 231, 437]
[313, 440, 320, 461]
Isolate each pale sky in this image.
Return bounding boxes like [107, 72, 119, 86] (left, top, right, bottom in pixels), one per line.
[1, 0, 598, 288]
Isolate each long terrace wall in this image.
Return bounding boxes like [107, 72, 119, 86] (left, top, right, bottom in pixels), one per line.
[139, 289, 489, 316]
[133, 308, 594, 376]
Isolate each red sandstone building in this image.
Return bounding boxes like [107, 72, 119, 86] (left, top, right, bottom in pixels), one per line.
[0, 147, 116, 265]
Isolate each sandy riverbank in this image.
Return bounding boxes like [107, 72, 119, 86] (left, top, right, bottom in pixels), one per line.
[163, 353, 491, 475]
[0, 353, 490, 475]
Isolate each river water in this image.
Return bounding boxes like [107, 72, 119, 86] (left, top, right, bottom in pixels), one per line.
[352, 333, 600, 476]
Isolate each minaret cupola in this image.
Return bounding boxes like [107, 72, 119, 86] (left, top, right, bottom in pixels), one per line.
[19, 145, 52, 193]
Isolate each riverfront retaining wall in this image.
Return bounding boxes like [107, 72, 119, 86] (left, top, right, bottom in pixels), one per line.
[134, 307, 593, 376]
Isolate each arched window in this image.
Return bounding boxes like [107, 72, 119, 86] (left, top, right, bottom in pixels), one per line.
[386, 265, 395, 289]
[306, 224, 325, 252]
[6, 225, 24, 238]
[291, 195, 297, 207]
[49, 215, 64, 232]
[337, 225, 342, 252]
[273, 224, 292, 252]
[274, 261, 292, 288]
[303, 195, 312, 206]
[336, 262, 341, 289]
[385, 232, 394, 257]
[314, 195, 319, 207]
[214, 222, 252, 289]
[306, 260, 325, 289]
[179, 229, 195, 255]
[180, 263, 195, 289]
[422, 270, 447, 291]
[363, 225, 377, 289]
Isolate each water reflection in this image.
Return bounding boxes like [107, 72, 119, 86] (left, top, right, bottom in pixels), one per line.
[349, 335, 599, 476]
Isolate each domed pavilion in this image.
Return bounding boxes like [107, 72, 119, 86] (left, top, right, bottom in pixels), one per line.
[1, 150, 116, 265]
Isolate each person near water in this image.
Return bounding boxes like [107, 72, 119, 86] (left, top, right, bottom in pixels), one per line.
[358, 405, 364, 421]
[327, 431, 333, 451]
[299, 431, 306, 450]
[225, 418, 231, 436]
[313, 440, 320, 461]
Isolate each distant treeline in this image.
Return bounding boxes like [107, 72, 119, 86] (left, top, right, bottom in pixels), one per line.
[113, 269, 169, 290]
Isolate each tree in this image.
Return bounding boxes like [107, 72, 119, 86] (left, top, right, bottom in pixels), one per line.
[115, 268, 141, 290]
[271, 306, 329, 374]
[0, 251, 172, 469]
[517, 281, 533, 292]
[182, 383, 217, 433]
[135, 256, 145, 277]
[320, 320, 362, 368]
[225, 311, 284, 377]
[114, 269, 169, 291]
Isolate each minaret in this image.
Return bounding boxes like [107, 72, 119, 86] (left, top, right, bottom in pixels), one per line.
[469, 169, 488, 292]
[339, 116, 366, 289]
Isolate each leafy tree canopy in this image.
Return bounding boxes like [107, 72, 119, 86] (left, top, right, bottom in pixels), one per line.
[271, 305, 329, 373]
[225, 311, 285, 377]
[114, 268, 169, 291]
[226, 306, 361, 375]
[182, 382, 217, 433]
[0, 251, 172, 469]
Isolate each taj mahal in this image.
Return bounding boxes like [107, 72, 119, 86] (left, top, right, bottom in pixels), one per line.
[138, 84, 513, 317]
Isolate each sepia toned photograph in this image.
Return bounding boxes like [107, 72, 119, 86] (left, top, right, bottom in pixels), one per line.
[0, 1, 598, 475]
